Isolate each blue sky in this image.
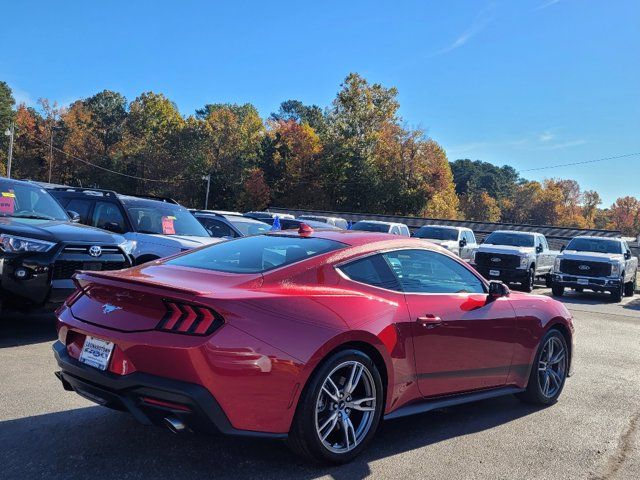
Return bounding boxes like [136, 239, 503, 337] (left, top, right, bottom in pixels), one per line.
[1, 0, 638, 205]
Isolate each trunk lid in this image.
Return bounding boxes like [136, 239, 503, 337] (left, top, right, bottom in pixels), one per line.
[70, 263, 262, 332]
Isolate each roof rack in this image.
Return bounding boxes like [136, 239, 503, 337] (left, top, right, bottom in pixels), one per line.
[44, 185, 118, 197]
[126, 194, 179, 204]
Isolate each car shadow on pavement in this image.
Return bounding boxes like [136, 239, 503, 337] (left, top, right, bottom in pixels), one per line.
[0, 395, 545, 480]
[623, 297, 640, 311]
[549, 290, 617, 305]
[0, 311, 57, 348]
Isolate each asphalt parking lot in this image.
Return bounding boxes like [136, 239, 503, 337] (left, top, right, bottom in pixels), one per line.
[1, 288, 639, 480]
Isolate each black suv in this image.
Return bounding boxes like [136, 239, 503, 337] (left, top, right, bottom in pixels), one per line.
[0, 178, 133, 312]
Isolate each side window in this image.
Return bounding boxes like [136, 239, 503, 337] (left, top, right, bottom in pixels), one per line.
[338, 254, 400, 290]
[202, 218, 234, 238]
[382, 249, 485, 294]
[466, 231, 476, 244]
[65, 199, 92, 224]
[540, 236, 549, 251]
[390, 226, 400, 235]
[92, 201, 126, 233]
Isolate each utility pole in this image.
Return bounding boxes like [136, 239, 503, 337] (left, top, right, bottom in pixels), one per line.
[202, 174, 211, 210]
[48, 125, 54, 183]
[4, 122, 14, 178]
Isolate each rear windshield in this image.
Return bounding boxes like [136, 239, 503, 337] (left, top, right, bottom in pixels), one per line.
[167, 235, 346, 273]
[484, 232, 534, 247]
[226, 217, 271, 236]
[566, 238, 622, 254]
[121, 197, 209, 237]
[352, 221, 390, 233]
[414, 226, 459, 241]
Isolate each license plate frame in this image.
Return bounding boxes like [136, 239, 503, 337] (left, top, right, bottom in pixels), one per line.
[79, 336, 114, 371]
[489, 269, 500, 276]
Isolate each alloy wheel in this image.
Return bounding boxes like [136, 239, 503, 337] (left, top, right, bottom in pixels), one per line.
[314, 360, 377, 454]
[537, 336, 567, 398]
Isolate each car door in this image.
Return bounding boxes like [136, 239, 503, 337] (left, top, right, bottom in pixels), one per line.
[383, 249, 517, 398]
[537, 236, 553, 273]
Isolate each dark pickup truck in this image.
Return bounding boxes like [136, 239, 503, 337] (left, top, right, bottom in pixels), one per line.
[0, 177, 134, 313]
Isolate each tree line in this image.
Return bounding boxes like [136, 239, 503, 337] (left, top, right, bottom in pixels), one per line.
[0, 75, 638, 236]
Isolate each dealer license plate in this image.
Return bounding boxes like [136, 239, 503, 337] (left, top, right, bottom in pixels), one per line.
[577, 278, 589, 285]
[79, 336, 114, 371]
[489, 270, 500, 276]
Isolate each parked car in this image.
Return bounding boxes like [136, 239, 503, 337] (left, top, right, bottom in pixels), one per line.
[413, 225, 478, 261]
[551, 236, 638, 302]
[472, 230, 558, 292]
[259, 217, 340, 231]
[47, 187, 221, 265]
[352, 220, 410, 236]
[0, 177, 133, 313]
[297, 215, 348, 229]
[244, 211, 295, 221]
[53, 229, 573, 464]
[190, 210, 271, 238]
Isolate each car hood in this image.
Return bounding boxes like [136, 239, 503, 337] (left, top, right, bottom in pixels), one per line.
[559, 250, 621, 263]
[144, 234, 223, 249]
[477, 244, 534, 256]
[0, 218, 124, 244]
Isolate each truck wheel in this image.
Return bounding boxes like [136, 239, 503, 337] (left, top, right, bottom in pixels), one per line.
[551, 284, 564, 297]
[545, 274, 552, 288]
[624, 274, 636, 297]
[521, 268, 535, 293]
[611, 284, 623, 302]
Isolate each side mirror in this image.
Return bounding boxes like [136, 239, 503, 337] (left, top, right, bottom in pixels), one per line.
[459, 238, 467, 247]
[480, 238, 485, 244]
[488, 281, 510, 299]
[536, 245, 543, 253]
[624, 251, 631, 260]
[560, 244, 566, 252]
[67, 210, 80, 223]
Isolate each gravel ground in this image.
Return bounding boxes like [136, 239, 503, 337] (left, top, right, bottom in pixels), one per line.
[0, 288, 638, 480]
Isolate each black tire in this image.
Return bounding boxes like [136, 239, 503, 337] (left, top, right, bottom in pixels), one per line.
[545, 274, 552, 288]
[611, 284, 623, 302]
[521, 268, 535, 293]
[287, 349, 384, 464]
[551, 284, 564, 297]
[517, 329, 568, 405]
[624, 274, 636, 297]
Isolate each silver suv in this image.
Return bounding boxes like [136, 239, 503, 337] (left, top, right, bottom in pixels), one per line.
[413, 225, 478, 261]
[352, 220, 410, 237]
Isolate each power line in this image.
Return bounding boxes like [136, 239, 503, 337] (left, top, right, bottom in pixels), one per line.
[520, 152, 640, 172]
[27, 134, 180, 183]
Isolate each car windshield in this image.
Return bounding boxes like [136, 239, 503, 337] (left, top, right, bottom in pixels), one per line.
[352, 221, 390, 233]
[227, 217, 271, 236]
[484, 232, 535, 247]
[167, 235, 346, 273]
[566, 238, 623, 254]
[0, 180, 68, 221]
[414, 226, 459, 241]
[121, 198, 209, 236]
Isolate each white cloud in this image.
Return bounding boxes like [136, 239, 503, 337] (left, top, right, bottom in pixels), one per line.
[538, 131, 555, 142]
[434, 4, 496, 55]
[11, 86, 34, 107]
[541, 139, 587, 150]
[534, 0, 561, 11]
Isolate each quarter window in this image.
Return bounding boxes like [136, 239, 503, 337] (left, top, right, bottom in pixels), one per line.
[339, 255, 400, 290]
[383, 249, 485, 294]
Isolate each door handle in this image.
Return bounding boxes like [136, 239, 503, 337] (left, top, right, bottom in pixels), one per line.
[417, 314, 443, 328]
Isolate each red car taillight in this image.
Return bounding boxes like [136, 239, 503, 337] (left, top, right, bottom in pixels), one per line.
[156, 301, 224, 336]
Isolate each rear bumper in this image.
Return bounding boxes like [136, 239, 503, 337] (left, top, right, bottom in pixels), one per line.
[52, 341, 287, 439]
[551, 273, 620, 292]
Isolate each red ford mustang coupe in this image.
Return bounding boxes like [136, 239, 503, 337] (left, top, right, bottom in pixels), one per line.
[53, 228, 574, 463]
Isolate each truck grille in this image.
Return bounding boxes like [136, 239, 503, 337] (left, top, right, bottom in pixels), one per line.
[475, 252, 520, 269]
[559, 259, 611, 277]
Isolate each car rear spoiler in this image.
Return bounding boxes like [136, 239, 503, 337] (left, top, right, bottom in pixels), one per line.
[72, 271, 208, 296]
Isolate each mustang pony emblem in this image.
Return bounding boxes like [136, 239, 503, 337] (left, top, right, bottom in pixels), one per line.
[102, 304, 122, 314]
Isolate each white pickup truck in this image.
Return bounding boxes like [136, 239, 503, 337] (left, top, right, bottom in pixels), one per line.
[471, 230, 559, 292]
[551, 236, 638, 302]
